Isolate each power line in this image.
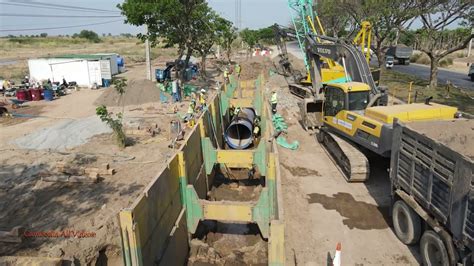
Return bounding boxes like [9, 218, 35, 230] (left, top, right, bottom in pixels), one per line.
[0, 19, 123, 32]
[0, 13, 122, 18]
[0, 0, 119, 13]
[0, 2, 120, 14]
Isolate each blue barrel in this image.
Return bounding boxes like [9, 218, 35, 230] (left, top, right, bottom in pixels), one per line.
[155, 69, 164, 82]
[43, 89, 54, 101]
[117, 56, 124, 67]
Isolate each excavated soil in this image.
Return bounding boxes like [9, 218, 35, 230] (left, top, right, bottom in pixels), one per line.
[408, 119, 474, 159]
[188, 222, 267, 265]
[239, 57, 274, 80]
[94, 79, 162, 107]
[208, 168, 263, 202]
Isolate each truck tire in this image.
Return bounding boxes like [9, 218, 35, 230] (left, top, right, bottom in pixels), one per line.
[420, 230, 449, 266]
[471, 75, 474, 81]
[392, 200, 421, 245]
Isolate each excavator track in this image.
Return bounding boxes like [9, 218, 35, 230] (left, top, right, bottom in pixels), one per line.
[316, 128, 370, 182]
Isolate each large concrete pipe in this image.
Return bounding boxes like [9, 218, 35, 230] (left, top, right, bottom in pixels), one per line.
[225, 108, 256, 149]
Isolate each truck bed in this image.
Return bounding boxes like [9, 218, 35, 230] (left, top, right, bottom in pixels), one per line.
[391, 119, 474, 251]
[407, 119, 474, 160]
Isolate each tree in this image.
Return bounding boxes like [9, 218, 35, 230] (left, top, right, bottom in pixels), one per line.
[341, 0, 419, 68]
[415, 0, 473, 88]
[96, 106, 126, 148]
[113, 78, 128, 113]
[118, 0, 212, 77]
[240, 28, 259, 51]
[76, 30, 101, 43]
[316, 0, 351, 38]
[192, 12, 234, 76]
[40, 33, 48, 38]
[219, 24, 238, 62]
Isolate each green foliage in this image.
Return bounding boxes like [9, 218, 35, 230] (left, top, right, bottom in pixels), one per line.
[439, 58, 453, 67]
[220, 23, 238, 62]
[240, 26, 275, 48]
[40, 33, 48, 38]
[73, 30, 101, 43]
[113, 78, 127, 96]
[96, 105, 126, 148]
[113, 78, 127, 112]
[240, 28, 259, 48]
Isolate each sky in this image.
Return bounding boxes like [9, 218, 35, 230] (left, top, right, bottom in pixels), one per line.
[0, 0, 290, 36]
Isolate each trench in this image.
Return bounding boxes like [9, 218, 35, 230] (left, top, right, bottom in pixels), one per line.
[188, 110, 268, 265]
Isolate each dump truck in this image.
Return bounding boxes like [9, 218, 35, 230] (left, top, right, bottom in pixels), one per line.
[386, 45, 413, 65]
[390, 119, 473, 265]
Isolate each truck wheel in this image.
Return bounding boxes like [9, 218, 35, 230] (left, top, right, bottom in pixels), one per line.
[420, 230, 449, 266]
[471, 75, 474, 81]
[392, 200, 421, 245]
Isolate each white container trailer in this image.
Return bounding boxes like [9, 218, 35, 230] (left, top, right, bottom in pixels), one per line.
[94, 53, 119, 75]
[28, 58, 103, 87]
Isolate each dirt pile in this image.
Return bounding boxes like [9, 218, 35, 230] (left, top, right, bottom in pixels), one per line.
[189, 223, 267, 265]
[408, 119, 474, 159]
[94, 79, 162, 107]
[239, 57, 274, 80]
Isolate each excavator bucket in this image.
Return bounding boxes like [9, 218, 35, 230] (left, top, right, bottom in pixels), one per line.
[299, 98, 323, 130]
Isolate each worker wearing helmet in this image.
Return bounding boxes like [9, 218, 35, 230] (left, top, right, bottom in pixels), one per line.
[235, 64, 241, 79]
[199, 89, 206, 108]
[223, 68, 229, 84]
[271, 91, 278, 114]
[184, 100, 196, 123]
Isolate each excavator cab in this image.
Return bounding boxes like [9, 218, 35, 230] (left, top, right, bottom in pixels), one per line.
[321, 82, 372, 134]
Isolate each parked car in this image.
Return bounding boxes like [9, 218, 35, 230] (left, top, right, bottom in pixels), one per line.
[469, 64, 474, 81]
[385, 56, 394, 69]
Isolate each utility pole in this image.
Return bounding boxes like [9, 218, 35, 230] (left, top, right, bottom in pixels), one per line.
[145, 25, 152, 81]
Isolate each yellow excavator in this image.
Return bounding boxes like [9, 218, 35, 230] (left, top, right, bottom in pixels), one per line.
[302, 29, 458, 182]
[283, 1, 459, 182]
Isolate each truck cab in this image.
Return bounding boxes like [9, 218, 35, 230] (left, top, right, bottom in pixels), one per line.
[385, 56, 394, 69]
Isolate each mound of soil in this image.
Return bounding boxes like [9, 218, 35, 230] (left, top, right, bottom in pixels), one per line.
[408, 119, 474, 159]
[94, 79, 162, 107]
[239, 57, 274, 80]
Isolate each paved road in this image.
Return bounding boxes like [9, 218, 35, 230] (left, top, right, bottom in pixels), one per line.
[285, 41, 474, 90]
[391, 63, 473, 90]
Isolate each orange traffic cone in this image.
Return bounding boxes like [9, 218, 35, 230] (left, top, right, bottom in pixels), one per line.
[333, 242, 341, 266]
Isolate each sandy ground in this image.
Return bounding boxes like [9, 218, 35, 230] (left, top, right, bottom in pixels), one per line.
[0, 58, 208, 264]
[265, 73, 421, 265]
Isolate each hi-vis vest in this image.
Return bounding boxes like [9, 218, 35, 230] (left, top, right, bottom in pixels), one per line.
[271, 93, 278, 104]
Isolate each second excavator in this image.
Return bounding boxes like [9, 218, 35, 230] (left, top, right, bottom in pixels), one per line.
[282, 0, 459, 182]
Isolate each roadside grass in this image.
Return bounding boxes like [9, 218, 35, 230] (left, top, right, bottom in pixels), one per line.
[0, 36, 177, 80]
[380, 70, 474, 114]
